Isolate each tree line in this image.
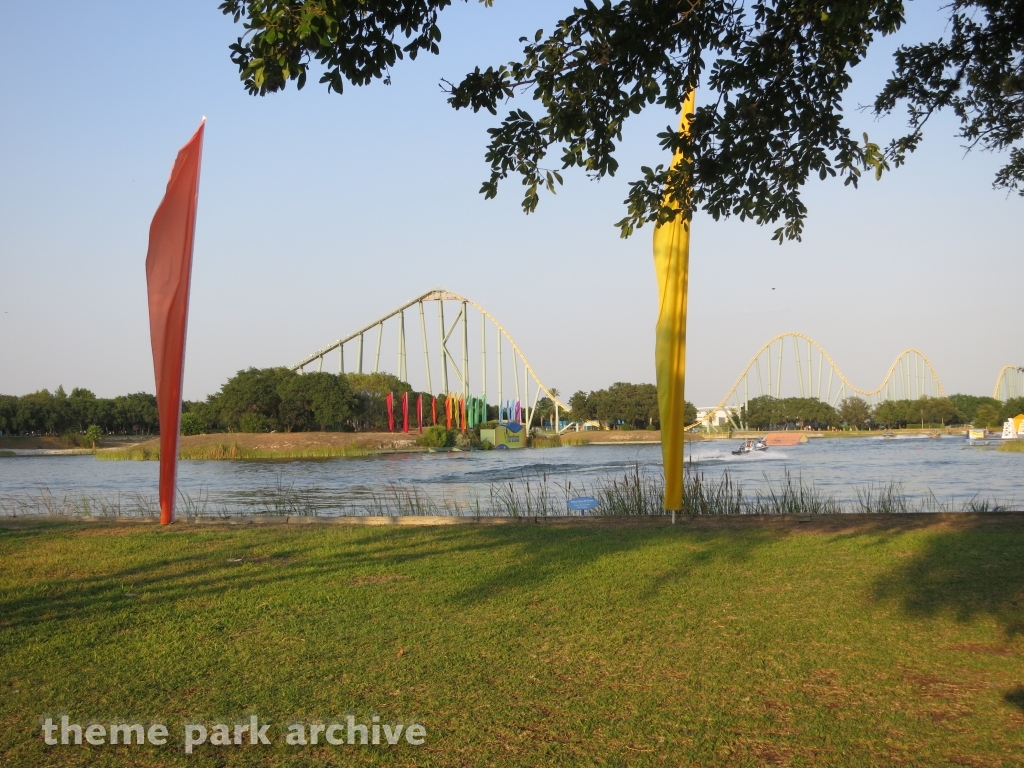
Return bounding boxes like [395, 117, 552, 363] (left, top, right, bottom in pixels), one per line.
[4, 372, 1022, 437]
[0, 388, 159, 436]
[0, 370, 427, 437]
[743, 395, 1024, 431]
[181, 368, 441, 434]
[567, 383, 696, 430]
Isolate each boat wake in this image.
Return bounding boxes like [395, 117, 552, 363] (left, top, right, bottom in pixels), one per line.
[685, 447, 788, 464]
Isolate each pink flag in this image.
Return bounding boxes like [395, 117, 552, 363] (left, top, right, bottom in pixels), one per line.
[146, 120, 205, 526]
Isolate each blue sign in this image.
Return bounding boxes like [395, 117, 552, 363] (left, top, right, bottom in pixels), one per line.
[567, 496, 599, 513]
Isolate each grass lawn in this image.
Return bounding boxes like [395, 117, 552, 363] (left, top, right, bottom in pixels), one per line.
[1, 516, 1023, 767]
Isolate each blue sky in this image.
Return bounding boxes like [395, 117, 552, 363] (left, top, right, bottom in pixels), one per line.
[1, 1, 1020, 406]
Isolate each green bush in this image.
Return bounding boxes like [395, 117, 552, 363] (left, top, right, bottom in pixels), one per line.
[238, 413, 270, 433]
[60, 431, 84, 448]
[180, 412, 207, 436]
[418, 425, 456, 448]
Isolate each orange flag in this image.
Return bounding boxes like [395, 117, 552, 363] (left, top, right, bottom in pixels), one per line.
[146, 120, 205, 526]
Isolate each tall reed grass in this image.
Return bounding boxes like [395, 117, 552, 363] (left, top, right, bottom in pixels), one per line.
[529, 435, 563, 449]
[1, 466, 1013, 519]
[98, 443, 375, 461]
[0, 488, 161, 518]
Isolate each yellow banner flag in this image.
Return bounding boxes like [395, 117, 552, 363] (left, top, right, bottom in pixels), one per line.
[653, 90, 695, 512]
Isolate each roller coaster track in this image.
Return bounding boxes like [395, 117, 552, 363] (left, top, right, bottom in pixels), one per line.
[691, 332, 946, 430]
[291, 288, 569, 431]
[994, 365, 1024, 401]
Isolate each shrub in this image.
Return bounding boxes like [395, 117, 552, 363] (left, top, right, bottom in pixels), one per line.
[418, 426, 456, 448]
[238, 413, 270, 433]
[180, 412, 207, 436]
[60, 431, 84, 448]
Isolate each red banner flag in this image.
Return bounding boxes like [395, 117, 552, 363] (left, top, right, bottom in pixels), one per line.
[146, 120, 205, 526]
[417, 394, 423, 434]
[446, 394, 452, 430]
[402, 392, 409, 433]
[386, 392, 394, 432]
[461, 396, 467, 434]
[432, 396, 437, 426]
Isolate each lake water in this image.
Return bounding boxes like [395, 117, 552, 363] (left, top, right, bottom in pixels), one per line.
[0, 435, 1019, 516]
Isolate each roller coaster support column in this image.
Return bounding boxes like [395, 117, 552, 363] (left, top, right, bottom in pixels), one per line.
[794, 336, 804, 397]
[776, 341, 783, 397]
[398, 310, 407, 382]
[462, 301, 469, 397]
[807, 340, 812, 397]
[419, 301, 432, 394]
[816, 345, 823, 399]
[357, 333, 364, 374]
[374, 322, 383, 374]
[524, 366, 531, 430]
[480, 309, 486, 412]
[526, 368, 541, 433]
[513, 349, 521, 409]
[497, 323, 503, 418]
[438, 299, 448, 394]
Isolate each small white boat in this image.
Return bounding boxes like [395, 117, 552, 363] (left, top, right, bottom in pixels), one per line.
[732, 438, 768, 456]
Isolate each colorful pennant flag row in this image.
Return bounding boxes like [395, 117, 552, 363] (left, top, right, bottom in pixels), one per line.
[378, 392, 524, 433]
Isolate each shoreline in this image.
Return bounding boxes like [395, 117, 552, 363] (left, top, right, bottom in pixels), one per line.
[4, 510, 1024, 529]
[0, 427, 977, 460]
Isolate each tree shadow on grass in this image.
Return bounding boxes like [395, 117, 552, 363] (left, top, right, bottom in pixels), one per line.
[0, 518, 785, 636]
[869, 514, 1024, 637]
[1005, 687, 1024, 711]
[0, 522, 510, 632]
[0, 520, 705, 633]
[444, 523, 780, 606]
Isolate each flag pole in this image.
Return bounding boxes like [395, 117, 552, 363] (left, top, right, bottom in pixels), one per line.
[654, 91, 695, 518]
[146, 119, 206, 525]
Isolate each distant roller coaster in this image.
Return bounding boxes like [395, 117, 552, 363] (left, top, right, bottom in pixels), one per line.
[294, 295, 1014, 434]
[292, 288, 569, 432]
[994, 365, 1024, 401]
[692, 332, 946, 430]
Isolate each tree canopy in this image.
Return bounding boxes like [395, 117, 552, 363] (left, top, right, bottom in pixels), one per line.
[3, 381, 1018, 437]
[221, 0, 1022, 241]
[568, 382, 694, 428]
[746, 395, 842, 430]
[0, 387, 158, 437]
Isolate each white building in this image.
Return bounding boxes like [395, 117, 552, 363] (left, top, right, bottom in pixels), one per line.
[695, 406, 742, 428]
